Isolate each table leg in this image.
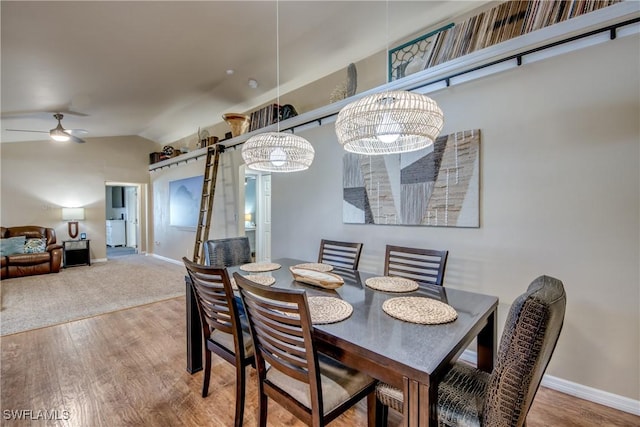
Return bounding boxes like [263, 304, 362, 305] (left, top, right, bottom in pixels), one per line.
[403, 378, 436, 427]
[186, 277, 202, 373]
[477, 309, 496, 373]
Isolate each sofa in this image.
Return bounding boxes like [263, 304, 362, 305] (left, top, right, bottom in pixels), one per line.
[0, 226, 63, 279]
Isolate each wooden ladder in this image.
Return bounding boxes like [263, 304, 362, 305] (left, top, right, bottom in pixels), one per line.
[192, 144, 223, 263]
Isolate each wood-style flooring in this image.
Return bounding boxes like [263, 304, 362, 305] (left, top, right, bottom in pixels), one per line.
[1, 297, 638, 426]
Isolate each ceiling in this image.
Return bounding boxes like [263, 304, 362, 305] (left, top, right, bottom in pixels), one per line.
[1, 1, 487, 146]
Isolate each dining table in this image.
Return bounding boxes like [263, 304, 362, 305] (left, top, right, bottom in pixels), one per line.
[185, 258, 498, 427]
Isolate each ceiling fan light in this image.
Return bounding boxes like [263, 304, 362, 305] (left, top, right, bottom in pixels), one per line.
[50, 129, 70, 142]
[335, 90, 444, 155]
[242, 132, 315, 173]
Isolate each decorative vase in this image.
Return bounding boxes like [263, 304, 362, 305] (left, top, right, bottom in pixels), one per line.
[222, 113, 251, 137]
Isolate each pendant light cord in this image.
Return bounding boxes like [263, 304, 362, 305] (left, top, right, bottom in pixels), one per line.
[276, 0, 281, 132]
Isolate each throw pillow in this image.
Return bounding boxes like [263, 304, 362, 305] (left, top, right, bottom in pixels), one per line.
[24, 238, 47, 254]
[0, 236, 26, 256]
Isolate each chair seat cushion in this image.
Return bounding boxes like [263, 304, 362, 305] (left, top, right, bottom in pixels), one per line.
[438, 362, 489, 427]
[210, 328, 254, 357]
[376, 362, 489, 427]
[266, 353, 375, 415]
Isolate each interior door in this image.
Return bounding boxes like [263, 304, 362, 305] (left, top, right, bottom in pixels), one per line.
[124, 187, 138, 250]
[257, 174, 272, 262]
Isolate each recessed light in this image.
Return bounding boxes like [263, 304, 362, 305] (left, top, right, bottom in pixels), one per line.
[226, 69, 235, 75]
[248, 79, 258, 89]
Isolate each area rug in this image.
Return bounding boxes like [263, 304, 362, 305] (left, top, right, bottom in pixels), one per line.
[0, 255, 186, 336]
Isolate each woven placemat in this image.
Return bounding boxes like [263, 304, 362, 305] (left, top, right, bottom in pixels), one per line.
[231, 275, 276, 290]
[293, 262, 334, 272]
[308, 296, 353, 324]
[240, 262, 281, 272]
[382, 297, 457, 325]
[284, 297, 353, 324]
[365, 276, 419, 293]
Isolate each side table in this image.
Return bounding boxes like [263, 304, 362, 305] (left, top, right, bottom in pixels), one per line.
[63, 240, 91, 268]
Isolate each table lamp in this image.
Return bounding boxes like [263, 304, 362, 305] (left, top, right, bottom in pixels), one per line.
[62, 207, 85, 239]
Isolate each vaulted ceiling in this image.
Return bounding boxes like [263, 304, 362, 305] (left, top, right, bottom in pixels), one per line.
[1, 1, 487, 146]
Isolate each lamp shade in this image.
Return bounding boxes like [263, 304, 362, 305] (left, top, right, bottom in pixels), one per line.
[242, 132, 315, 172]
[335, 90, 444, 155]
[61, 207, 85, 221]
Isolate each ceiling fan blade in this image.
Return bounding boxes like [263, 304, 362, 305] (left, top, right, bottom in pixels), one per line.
[64, 129, 88, 135]
[5, 129, 48, 133]
[67, 133, 86, 144]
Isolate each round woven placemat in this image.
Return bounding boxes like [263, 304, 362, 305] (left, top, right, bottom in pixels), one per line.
[365, 276, 419, 293]
[382, 297, 457, 325]
[307, 296, 353, 324]
[293, 262, 334, 272]
[240, 262, 281, 272]
[231, 274, 276, 290]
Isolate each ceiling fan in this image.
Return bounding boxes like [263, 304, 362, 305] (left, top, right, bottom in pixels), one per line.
[6, 113, 87, 143]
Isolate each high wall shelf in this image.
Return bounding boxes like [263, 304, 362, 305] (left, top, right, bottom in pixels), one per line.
[149, 0, 639, 173]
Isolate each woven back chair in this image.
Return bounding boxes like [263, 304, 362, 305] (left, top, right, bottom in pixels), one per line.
[318, 239, 363, 270]
[375, 275, 566, 427]
[234, 273, 376, 427]
[203, 237, 252, 267]
[384, 245, 448, 287]
[182, 258, 254, 427]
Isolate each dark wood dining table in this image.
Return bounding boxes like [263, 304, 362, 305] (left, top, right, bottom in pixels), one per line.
[185, 258, 498, 427]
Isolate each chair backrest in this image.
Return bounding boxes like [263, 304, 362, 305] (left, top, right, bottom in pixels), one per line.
[182, 257, 246, 356]
[234, 273, 325, 417]
[384, 245, 448, 287]
[203, 237, 252, 267]
[318, 239, 363, 270]
[483, 275, 566, 427]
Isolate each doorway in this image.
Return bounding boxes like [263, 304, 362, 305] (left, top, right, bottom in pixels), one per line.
[240, 168, 272, 262]
[105, 183, 140, 258]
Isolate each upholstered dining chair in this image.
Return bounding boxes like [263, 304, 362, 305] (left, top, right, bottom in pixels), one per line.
[375, 275, 567, 427]
[203, 236, 252, 267]
[384, 245, 449, 287]
[182, 258, 254, 427]
[318, 239, 364, 270]
[234, 273, 377, 427]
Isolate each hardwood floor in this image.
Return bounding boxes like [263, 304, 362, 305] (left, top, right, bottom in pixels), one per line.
[1, 297, 637, 427]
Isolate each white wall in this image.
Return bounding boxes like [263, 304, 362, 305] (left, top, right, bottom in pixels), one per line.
[148, 148, 245, 261]
[271, 35, 640, 400]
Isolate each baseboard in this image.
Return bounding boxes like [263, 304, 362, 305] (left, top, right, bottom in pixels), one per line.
[460, 350, 640, 416]
[149, 253, 183, 266]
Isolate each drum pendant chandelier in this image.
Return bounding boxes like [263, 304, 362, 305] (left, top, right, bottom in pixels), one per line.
[242, 132, 314, 172]
[335, 90, 444, 155]
[241, 1, 314, 173]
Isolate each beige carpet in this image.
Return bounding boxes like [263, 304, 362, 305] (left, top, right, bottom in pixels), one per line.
[0, 255, 186, 336]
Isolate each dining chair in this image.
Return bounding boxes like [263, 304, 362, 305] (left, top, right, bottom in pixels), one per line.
[203, 236, 252, 267]
[384, 244, 448, 287]
[182, 257, 254, 427]
[234, 273, 377, 427]
[375, 275, 567, 427]
[318, 239, 364, 270]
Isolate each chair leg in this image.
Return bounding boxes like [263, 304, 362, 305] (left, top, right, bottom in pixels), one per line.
[367, 391, 377, 427]
[202, 350, 212, 398]
[258, 387, 268, 427]
[375, 397, 388, 427]
[234, 364, 246, 427]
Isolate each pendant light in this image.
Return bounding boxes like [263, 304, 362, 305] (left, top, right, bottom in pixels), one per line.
[242, 1, 314, 172]
[334, 2, 444, 155]
[335, 90, 444, 155]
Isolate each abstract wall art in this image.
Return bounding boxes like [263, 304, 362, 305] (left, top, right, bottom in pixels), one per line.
[169, 175, 203, 228]
[343, 129, 480, 227]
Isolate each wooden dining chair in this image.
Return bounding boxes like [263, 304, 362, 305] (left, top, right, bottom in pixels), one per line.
[182, 258, 254, 427]
[234, 273, 377, 427]
[384, 245, 448, 287]
[375, 275, 567, 427]
[318, 239, 364, 270]
[203, 236, 252, 267]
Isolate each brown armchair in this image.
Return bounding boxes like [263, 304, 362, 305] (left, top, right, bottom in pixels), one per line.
[1, 226, 63, 279]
